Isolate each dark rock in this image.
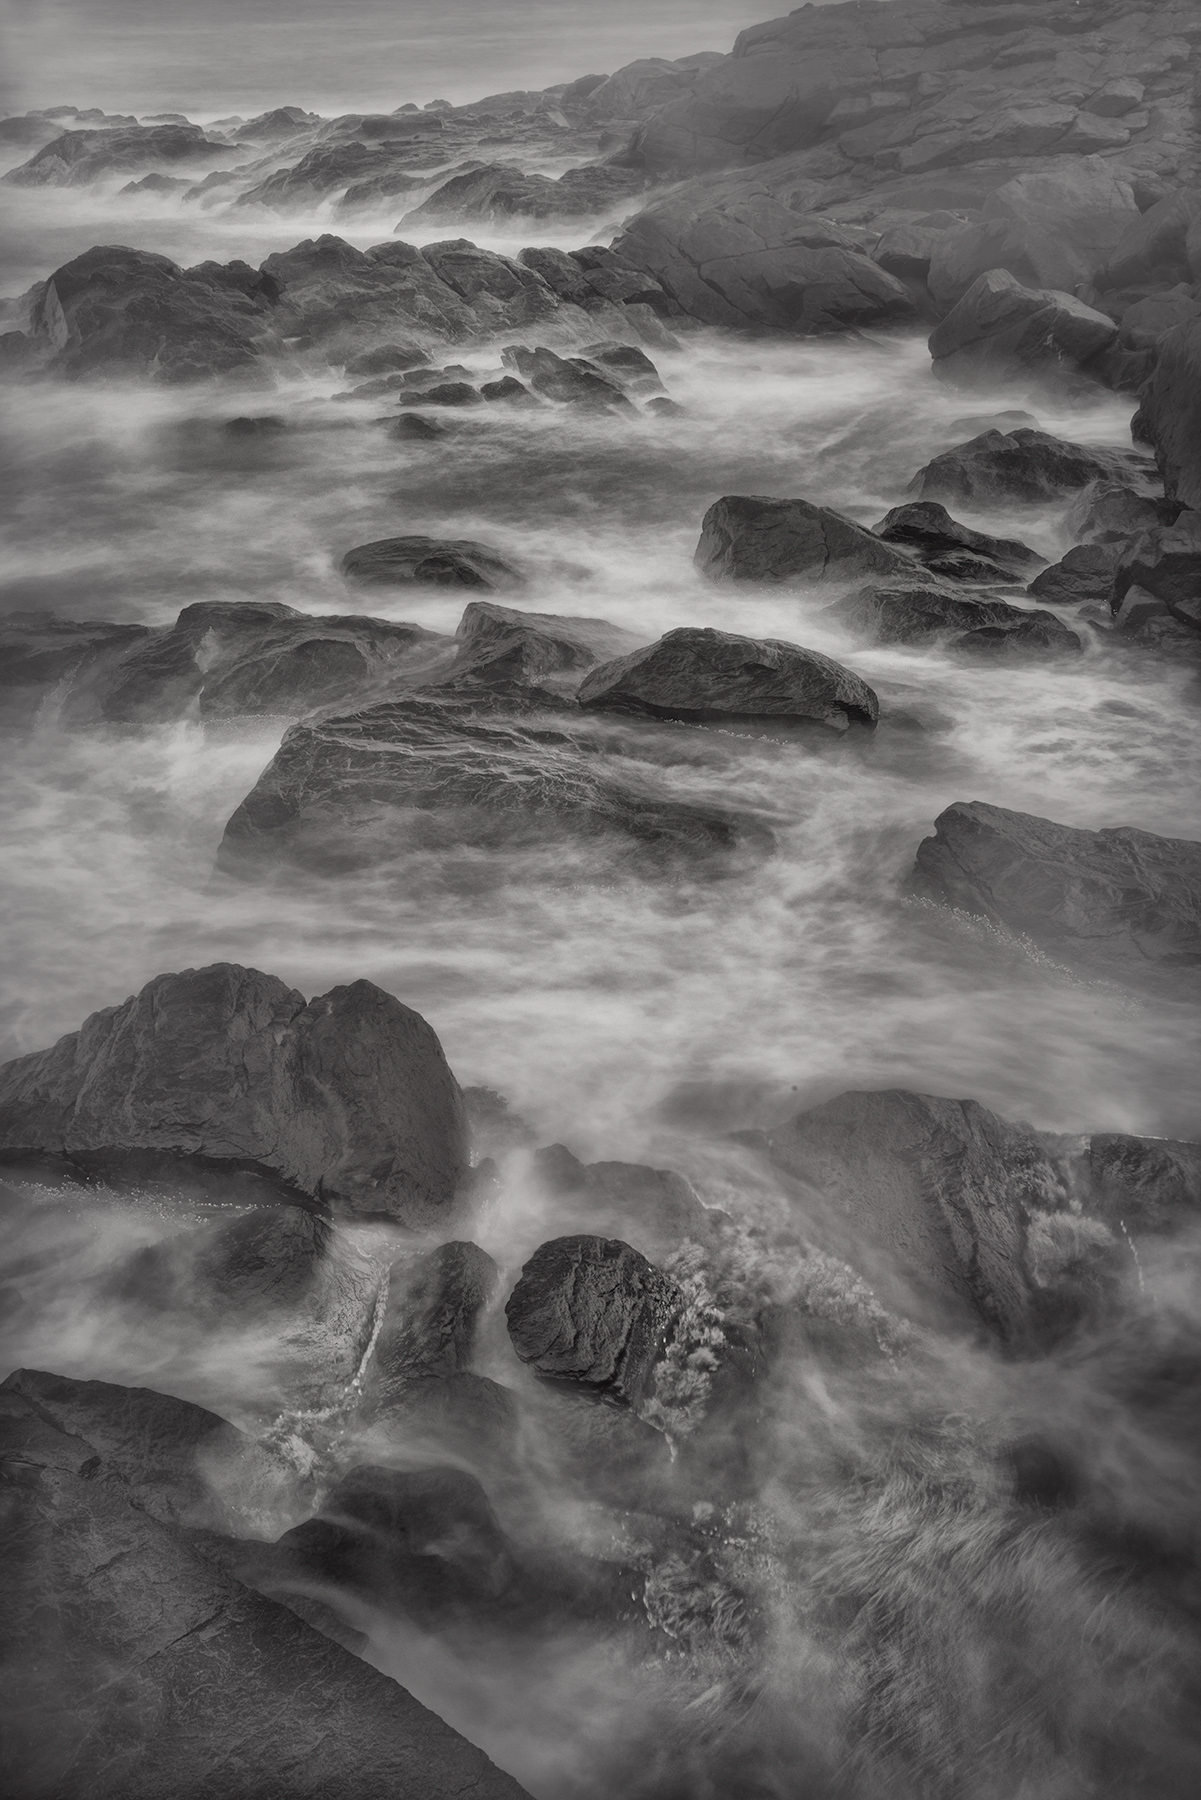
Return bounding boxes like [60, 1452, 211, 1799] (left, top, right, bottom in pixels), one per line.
[223, 413, 286, 435]
[579, 342, 663, 391]
[827, 585, 1081, 655]
[1027, 544, 1121, 607]
[0, 963, 469, 1225]
[695, 494, 914, 585]
[912, 429, 1145, 505]
[928, 269, 1117, 387]
[365, 1241, 499, 1407]
[462, 1087, 536, 1156]
[1085, 1134, 1201, 1234]
[500, 344, 633, 410]
[341, 534, 522, 590]
[343, 341, 427, 376]
[1063, 480, 1181, 545]
[1003, 1436, 1080, 1509]
[872, 501, 1043, 581]
[0, 1391, 530, 1799]
[449, 600, 641, 690]
[1136, 314, 1201, 509]
[4, 123, 238, 187]
[646, 395, 684, 416]
[1113, 515, 1201, 639]
[233, 106, 319, 143]
[533, 1151, 718, 1262]
[913, 801, 1201, 977]
[758, 1089, 1108, 1343]
[398, 161, 649, 229]
[216, 697, 764, 876]
[0, 614, 154, 725]
[1103, 188, 1201, 291]
[388, 411, 445, 439]
[119, 172, 193, 196]
[397, 379, 480, 406]
[577, 625, 879, 732]
[480, 374, 538, 406]
[506, 1235, 683, 1409]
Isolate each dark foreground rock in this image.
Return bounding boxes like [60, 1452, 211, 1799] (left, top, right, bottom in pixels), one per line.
[912, 429, 1147, 505]
[756, 1090, 1114, 1344]
[341, 534, 522, 590]
[695, 495, 914, 584]
[0, 964, 468, 1225]
[364, 1240, 499, 1407]
[871, 502, 1044, 583]
[506, 1235, 684, 1409]
[913, 801, 1201, 978]
[827, 586, 1081, 654]
[0, 1387, 531, 1800]
[1027, 545, 1122, 609]
[928, 269, 1117, 387]
[578, 626, 879, 732]
[217, 697, 765, 877]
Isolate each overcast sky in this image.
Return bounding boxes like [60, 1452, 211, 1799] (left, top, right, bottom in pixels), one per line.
[2, 0, 806, 117]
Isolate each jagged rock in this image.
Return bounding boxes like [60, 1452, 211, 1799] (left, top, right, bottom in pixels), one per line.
[341, 534, 522, 590]
[365, 1241, 498, 1404]
[0, 1390, 530, 1799]
[1112, 515, 1201, 639]
[505, 1235, 683, 1409]
[928, 269, 1117, 387]
[233, 106, 320, 142]
[399, 161, 648, 229]
[0, 964, 468, 1225]
[695, 494, 914, 584]
[757, 1089, 1112, 1342]
[398, 379, 480, 406]
[239, 143, 418, 211]
[216, 696, 764, 877]
[120, 172, 193, 196]
[579, 341, 663, 392]
[872, 501, 1043, 581]
[500, 344, 633, 410]
[577, 625, 879, 732]
[343, 341, 427, 376]
[532, 1149, 719, 1262]
[448, 600, 641, 690]
[4, 123, 238, 186]
[911, 429, 1145, 505]
[1136, 314, 1201, 508]
[1084, 1134, 1201, 1233]
[480, 374, 538, 405]
[0, 614, 154, 725]
[389, 412, 445, 439]
[827, 585, 1081, 654]
[913, 801, 1201, 977]
[1027, 544, 1122, 607]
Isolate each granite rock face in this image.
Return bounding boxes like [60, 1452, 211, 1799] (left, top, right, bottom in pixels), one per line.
[695, 495, 915, 584]
[0, 964, 469, 1225]
[928, 269, 1117, 386]
[913, 801, 1201, 977]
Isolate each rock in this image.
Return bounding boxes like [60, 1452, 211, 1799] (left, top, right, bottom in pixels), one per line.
[233, 106, 319, 142]
[1103, 188, 1201, 291]
[928, 269, 1117, 387]
[577, 625, 879, 732]
[500, 344, 633, 410]
[1027, 544, 1121, 607]
[695, 494, 915, 585]
[398, 161, 649, 229]
[1063, 480, 1181, 545]
[1113, 286, 1201, 355]
[913, 801, 1201, 977]
[911, 429, 1145, 505]
[1084, 1134, 1201, 1234]
[398, 379, 480, 406]
[480, 375, 538, 406]
[120, 172, 193, 196]
[4, 123, 238, 187]
[223, 413, 286, 434]
[1, 1369, 298, 1531]
[758, 1089, 1109, 1343]
[1136, 314, 1201, 508]
[0, 964, 469, 1226]
[216, 697, 764, 876]
[532, 1150, 718, 1262]
[0, 1390, 530, 1800]
[388, 411, 445, 439]
[827, 586, 1081, 655]
[341, 534, 522, 590]
[505, 1235, 683, 1410]
[1113, 515, 1201, 639]
[365, 1241, 499, 1405]
[0, 614, 155, 725]
[872, 501, 1043, 581]
[579, 341, 663, 392]
[449, 600, 642, 690]
[343, 341, 427, 376]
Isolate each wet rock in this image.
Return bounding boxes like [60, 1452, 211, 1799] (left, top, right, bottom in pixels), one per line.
[449, 600, 641, 690]
[827, 585, 1081, 655]
[4, 123, 238, 187]
[500, 344, 633, 410]
[341, 533, 522, 590]
[388, 411, 445, 439]
[1084, 1133, 1201, 1234]
[913, 801, 1201, 977]
[398, 379, 480, 406]
[343, 341, 427, 376]
[1102, 188, 1201, 291]
[911, 429, 1145, 506]
[758, 1089, 1108, 1343]
[532, 1149, 719, 1262]
[1112, 515, 1201, 641]
[577, 625, 879, 732]
[872, 501, 1043, 581]
[1027, 544, 1121, 607]
[364, 1241, 499, 1407]
[1136, 313, 1201, 508]
[506, 1234, 684, 1410]
[928, 269, 1117, 387]
[0, 963, 469, 1226]
[695, 494, 914, 585]
[0, 1391, 530, 1800]
[0, 614, 155, 725]
[398, 161, 649, 229]
[1064, 480, 1181, 545]
[223, 413, 286, 434]
[480, 374, 538, 405]
[579, 341, 663, 392]
[216, 697, 764, 875]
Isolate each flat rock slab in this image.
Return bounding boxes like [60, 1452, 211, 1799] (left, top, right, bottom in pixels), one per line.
[913, 800, 1201, 977]
[341, 534, 523, 590]
[696, 495, 915, 585]
[0, 963, 468, 1226]
[578, 625, 879, 731]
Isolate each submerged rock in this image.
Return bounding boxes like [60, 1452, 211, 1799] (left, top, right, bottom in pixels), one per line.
[578, 626, 879, 732]
[913, 801, 1201, 977]
[341, 534, 522, 590]
[827, 586, 1081, 654]
[911, 429, 1145, 506]
[0, 964, 469, 1226]
[695, 495, 914, 585]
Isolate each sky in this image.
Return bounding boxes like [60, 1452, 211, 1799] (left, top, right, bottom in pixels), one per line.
[1, 0, 798, 118]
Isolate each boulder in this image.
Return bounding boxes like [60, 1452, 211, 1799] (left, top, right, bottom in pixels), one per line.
[1136, 314, 1201, 508]
[827, 586, 1081, 655]
[0, 614, 154, 725]
[500, 345, 633, 410]
[0, 964, 469, 1225]
[341, 534, 522, 590]
[216, 697, 764, 877]
[1112, 515, 1201, 640]
[1027, 544, 1121, 607]
[505, 1235, 683, 1409]
[531, 1149, 719, 1263]
[911, 429, 1145, 505]
[1102, 188, 1201, 291]
[871, 501, 1043, 581]
[448, 600, 641, 690]
[398, 161, 648, 229]
[480, 375, 537, 406]
[343, 341, 427, 376]
[695, 494, 915, 585]
[364, 1240, 499, 1404]
[579, 342, 663, 392]
[928, 269, 1117, 387]
[1063, 480, 1181, 545]
[389, 412, 445, 440]
[4, 123, 238, 186]
[0, 1390, 530, 1800]
[398, 379, 480, 406]
[913, 801, 1201, 977]
[577, 626, 879, 732]
[1083, 1134, 1201, 1234]
[757, 1089, 1106, 1343]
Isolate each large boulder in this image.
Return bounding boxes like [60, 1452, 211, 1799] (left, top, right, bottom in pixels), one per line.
[577, 626, 879, 732]
[0, 1389, 530, 1799]
[216, 697, 764, 876]
[500, 344, 633, 410]
[1111, 514, 1201, 648]
[448, 601, 642, 690]
[505, 1235, 684, 1410]
[0, 615, 154, 726]
[913, 802, 1201, 977]
[911, 429, 1145, 505]
[0, 964, 469, 1225]
[1101, 187, 1201, 291]
[1027, 544, 1122, 608]
[695, 495, 915, 585]
[928, 269, 1117, 387]
[365, 1240, 498, 1403]
[871, 501, 1044, 582]
[341, 534, 522, 590]
[827, 585, 1081, 655]
[1136, 314, 1201, 508]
